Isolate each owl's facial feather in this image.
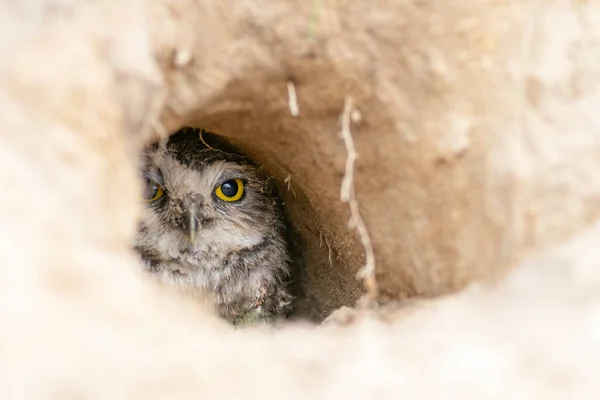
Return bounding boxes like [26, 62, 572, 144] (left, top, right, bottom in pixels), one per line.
[135, 128, 292, 323]
[137, 133, 280, 256]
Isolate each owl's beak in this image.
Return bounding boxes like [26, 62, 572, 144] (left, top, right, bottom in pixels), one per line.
[185, 208, 199, 243]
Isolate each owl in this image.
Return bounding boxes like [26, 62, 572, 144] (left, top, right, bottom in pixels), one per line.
[134, 127, 293, 325]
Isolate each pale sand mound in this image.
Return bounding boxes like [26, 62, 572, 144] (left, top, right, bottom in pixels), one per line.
[1, 0, 600, 398]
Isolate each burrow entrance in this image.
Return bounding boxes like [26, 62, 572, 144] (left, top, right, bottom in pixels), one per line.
[150, 67, 406, 321]
[144, 64, 397, 321]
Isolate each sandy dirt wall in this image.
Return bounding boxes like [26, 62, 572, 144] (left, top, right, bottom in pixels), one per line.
[1, 0, 600, 398]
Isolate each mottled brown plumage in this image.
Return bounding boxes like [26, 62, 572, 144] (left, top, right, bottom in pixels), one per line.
[135, 127, 292, 325]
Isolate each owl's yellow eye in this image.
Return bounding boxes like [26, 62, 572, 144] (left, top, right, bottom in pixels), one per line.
[144, 180, 164, 202]
[215, 179, 244, 202]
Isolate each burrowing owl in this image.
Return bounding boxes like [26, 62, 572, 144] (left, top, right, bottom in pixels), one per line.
[135, 127, 292, 325]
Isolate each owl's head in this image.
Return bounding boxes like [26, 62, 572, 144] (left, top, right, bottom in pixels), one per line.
[136, 128, 284, 260]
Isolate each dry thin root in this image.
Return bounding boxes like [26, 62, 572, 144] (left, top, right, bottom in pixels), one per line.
[198, 130, 244, 160]
[339, 96, 378, 302]
[324, 234, 333, 268]
[318, 230, 334, 269]
[284, 174, 297, 197]
[286, 81, 299, 117]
